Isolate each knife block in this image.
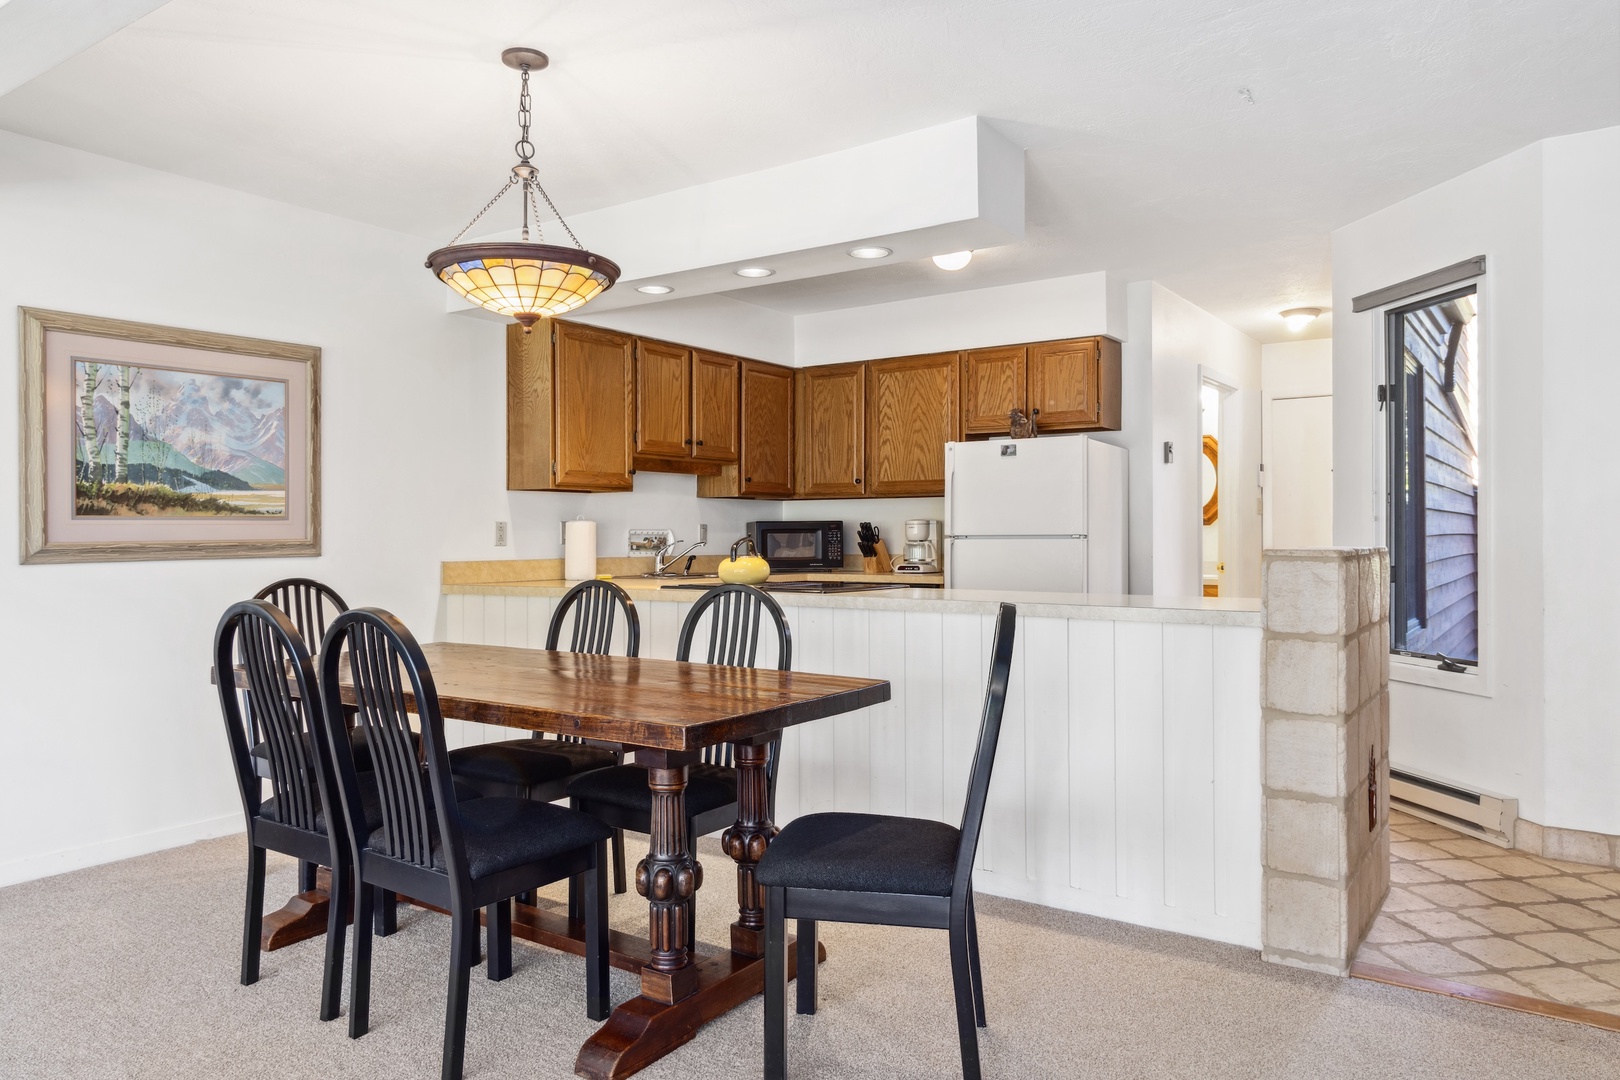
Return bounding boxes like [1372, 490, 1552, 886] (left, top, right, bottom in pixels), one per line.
[863, 540, 894, 575]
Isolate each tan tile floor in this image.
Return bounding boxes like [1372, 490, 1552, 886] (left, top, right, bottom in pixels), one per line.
[1354, 810, 1620, 1014]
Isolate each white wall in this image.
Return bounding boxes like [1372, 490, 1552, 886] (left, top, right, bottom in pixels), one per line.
[1131, 282, 1263, 599]
[0, 131, 501, 885]
[1332, 126, 1620, 834]
[1539, 128, 1620, 833]
[1261, 339, 1333, 397]
[794, 271, 1123, 364]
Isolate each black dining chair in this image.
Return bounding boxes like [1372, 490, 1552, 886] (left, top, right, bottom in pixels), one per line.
[448, 579, 637, 888]
[319, 608, 612, 1080]
[250, 577, 356, 895]
[567, 583, 792, 915]
[758, 602, 1016, 1080]
[214, 599, 353, 1021]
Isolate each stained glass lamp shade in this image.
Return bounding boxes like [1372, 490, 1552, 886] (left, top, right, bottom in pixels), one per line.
[426, 242, 620, 328]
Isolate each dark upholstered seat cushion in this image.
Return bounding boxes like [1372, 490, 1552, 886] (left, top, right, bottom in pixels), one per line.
[366, 797, 612, 880]
[252, 727, 420, 775]
[529, 739, 618, 773]
[566, 763, 738, 818]
[754, 813, 962, 896]
[262, 774, 481, 836]
[448, 740, 578, 787]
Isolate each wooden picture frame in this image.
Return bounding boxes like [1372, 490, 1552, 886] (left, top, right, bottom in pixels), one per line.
[19, 308, 321, 563]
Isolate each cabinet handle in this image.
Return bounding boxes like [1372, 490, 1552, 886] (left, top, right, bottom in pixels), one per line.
[745, 476, 753, 483]
[697, 440, 704, 446]
[684, 438, 692, 445]
[854, 477, 861, 484]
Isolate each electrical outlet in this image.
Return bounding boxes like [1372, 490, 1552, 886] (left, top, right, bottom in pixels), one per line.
[698, 523, 708, 544]
[494, 521, 508, 547]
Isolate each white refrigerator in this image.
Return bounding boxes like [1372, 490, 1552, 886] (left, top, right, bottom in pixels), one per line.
[944, 435, 1129, 594]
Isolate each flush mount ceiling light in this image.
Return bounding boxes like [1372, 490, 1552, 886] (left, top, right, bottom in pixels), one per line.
[735, 267, 775, 278]
[636, 284, 675, 295]
[932, 250, 973, 271]
[848, 246, 892, 259]
[1279, 307, 1323, 332]
[425, 48, 620, 332]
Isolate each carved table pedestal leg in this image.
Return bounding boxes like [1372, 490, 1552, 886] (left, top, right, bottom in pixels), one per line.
[635, 763, 702, 1004]
[721, 740, 777, 958]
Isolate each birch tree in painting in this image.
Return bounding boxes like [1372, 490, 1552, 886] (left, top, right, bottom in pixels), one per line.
[114, 365, 135, 483]
[78, 362, 101, 486]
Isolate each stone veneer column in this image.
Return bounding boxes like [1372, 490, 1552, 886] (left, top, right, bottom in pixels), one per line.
[1260, 548, 1391, 975]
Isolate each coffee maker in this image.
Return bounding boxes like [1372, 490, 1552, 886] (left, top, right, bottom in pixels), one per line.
[894, 519, 940, 573]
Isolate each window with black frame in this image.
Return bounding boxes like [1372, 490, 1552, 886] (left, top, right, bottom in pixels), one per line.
[1385, 285, 1480, 667]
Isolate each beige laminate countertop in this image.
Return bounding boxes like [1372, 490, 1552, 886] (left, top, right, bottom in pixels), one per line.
[441, 575, 1262, 628]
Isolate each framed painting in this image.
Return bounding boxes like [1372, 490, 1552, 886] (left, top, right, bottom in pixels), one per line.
[19, 308, 320, 563]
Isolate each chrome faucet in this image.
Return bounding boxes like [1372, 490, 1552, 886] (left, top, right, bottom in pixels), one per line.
[653, 536, 706, 575]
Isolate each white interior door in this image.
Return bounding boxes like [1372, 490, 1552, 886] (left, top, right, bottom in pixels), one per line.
[1267, 394, 1333, 547]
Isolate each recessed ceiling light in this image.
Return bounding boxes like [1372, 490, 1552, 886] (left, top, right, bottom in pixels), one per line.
[932, 250, 973, 271]
[848, 246, 892, 259]
[636, 284, 674, 295]
[735, 267, 775, 278]
[1279, 307, 1323, 332]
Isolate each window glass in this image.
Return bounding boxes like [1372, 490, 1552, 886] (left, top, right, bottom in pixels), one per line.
[1386, 286, 1480, 665]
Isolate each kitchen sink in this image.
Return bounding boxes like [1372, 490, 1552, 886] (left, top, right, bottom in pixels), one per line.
[637, 572, 720, 580]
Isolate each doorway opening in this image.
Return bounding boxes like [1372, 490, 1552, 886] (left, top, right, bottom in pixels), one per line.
[1199, 376, 1235, 597]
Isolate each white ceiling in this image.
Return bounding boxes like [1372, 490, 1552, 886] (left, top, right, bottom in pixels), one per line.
[1, 0, 1615, 343]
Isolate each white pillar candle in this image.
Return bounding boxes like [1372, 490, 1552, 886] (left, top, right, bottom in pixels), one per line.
[563, 519, 597, 580]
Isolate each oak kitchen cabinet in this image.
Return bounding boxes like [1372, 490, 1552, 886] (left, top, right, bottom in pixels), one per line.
[794, 361, 866, 497]
[507, 320, 635, 492]
[632, 341, 739, 474]
[696, 359, 795, 499]
[865, 352, 960, 497]
[960, 336, 1122, 435]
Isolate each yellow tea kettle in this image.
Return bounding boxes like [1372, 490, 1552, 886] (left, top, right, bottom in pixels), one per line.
[718, 536, 771, 585]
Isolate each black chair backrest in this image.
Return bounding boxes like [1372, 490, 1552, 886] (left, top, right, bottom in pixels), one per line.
[215, 599, 331, 835]
[952, 603, 1017, 898]
[546, 579, 640, 657]
[319, 609, 468, 891]
[676, 584, 792, 769]
[255, 578, 348, 648]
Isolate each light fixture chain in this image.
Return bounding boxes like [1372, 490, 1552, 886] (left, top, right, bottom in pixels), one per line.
[531, 179, 583, 250]
[446, 177, 517, 245]
[515, 67, 535, 163]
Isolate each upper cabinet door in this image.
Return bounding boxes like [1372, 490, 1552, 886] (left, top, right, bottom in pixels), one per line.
[634, 339, 691, 459]
[737, 361, 794, 497]
[866, 352, 961, 498]
[553, 322, 634, 491]
[1027, 338, 1100, 431]
[795, 362, 866, 498]
[960, 345, 1026, 436]
[691, 351, 740, 463]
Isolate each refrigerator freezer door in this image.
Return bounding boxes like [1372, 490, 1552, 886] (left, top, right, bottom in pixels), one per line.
[947, 436, 1088, 537]
[946, 537, 1088, 593]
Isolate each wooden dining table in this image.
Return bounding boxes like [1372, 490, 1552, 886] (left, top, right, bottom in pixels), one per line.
[242, 640, 890, 1079]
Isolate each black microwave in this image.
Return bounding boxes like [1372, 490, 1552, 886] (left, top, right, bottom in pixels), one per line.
[748, 520, 845, 572]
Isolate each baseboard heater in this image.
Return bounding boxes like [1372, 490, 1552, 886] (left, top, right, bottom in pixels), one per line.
[1389, 766, 1518, 848]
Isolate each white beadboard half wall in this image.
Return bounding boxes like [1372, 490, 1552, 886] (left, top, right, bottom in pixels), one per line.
[437, 590, 1265, 949]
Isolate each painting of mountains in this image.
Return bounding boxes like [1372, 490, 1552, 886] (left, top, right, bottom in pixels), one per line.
[73, 361, 288, 517]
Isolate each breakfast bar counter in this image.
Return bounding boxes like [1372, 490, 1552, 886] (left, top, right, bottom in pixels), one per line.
[437, 565, 1264, 950]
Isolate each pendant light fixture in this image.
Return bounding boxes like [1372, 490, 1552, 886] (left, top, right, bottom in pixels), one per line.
[426, 48, 620, 331]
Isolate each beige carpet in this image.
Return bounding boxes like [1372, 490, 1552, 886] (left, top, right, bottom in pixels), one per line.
[2, 835, 1617, 1080]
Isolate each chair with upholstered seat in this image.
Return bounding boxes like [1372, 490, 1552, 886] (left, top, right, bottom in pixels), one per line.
[567, 583, 791, 915]
[319, 608, 612, 1080]
[214, 599, 354, 1021]
[758, 602, 1016, 1080]
[448, 579, 636, 889]
[250, 577, 412, 908]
